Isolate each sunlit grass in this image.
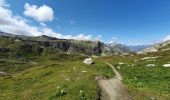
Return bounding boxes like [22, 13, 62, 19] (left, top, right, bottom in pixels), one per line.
[0, 55, 114, 100]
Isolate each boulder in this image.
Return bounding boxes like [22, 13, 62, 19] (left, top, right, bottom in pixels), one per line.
[83, 58, 94, 65]
[146, 64, 155, 67]
[163, 64, 170, 68]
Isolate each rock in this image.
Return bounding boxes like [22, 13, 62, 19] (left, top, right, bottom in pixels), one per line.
[117, 66, 120, 69]
[141, 56, 160, 60]
[30, 61, 38, 65]
[119, 62, 124, 65]
[146, 64, 155, 67]
[65, 78, 70, 81]
[146, 59, 156, 62]
[134, 60, 138, 62]
[163, 64, 170, 68]
[127, 65, 131, 67]
[14, 39, 22, 42]
[150, 96, 156, 100]
[0, 71, 7, 76]
[81, 71, 87, 73]
[122, 53, 129, 55]
[83, 58, 94, 65]
[95, 75, 108, 81]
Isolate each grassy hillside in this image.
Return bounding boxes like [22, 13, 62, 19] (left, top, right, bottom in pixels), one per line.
[0, 34, 170, 100]
[100, 51, 170, 99]
[0, 36, 115, 99]
[0, 54, 114, 100]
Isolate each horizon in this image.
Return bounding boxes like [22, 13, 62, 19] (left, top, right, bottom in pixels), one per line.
[0, 0, 170, 45]
[0, 30, 154, 46]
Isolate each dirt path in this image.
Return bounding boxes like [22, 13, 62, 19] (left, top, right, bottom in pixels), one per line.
[97, 63, 131, 100]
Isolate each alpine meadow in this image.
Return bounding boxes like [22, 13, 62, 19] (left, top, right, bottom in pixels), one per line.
[0, 0, 170, 100]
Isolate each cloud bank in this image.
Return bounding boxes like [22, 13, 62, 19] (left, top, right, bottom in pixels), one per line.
[0, 0, 94, 40]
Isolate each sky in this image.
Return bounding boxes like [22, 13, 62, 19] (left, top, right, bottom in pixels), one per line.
[0, 0, 170, 45]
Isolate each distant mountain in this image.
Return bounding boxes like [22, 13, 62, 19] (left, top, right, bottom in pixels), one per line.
[0, 32, 131, 57]
[138, 40, 170, 54]
[0, 31, 16, 37]
[106, 43, 132, 53]
[128, 45, 150, 52]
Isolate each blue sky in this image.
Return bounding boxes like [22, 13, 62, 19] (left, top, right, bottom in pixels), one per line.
[0, 0, 170, 45]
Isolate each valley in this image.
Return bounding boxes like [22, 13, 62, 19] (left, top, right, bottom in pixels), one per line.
[0, 33, 170, 100]
[0, 0, 170, 99]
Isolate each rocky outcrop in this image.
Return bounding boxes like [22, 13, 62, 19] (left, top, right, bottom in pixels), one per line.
[0, 32, 132, 56]
[138, 40, 170, 54]
[106, 43, 131, 53]
[34, 40, 104, 55]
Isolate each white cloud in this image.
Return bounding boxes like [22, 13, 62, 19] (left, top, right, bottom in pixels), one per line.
[95, 35, 102, 41]
[0, 0, 9, 7]
[71, 34, 92, 40]
[0, 4, 40, 36]
[163, 35, 170, 41]
[40, 22, 46, 27]
[0, 1, 95, 41]
[24, 3, 54, 22]
[41, 28, 92, 40]
[108, 37, 118, 44]
[0, 0, 4, 6]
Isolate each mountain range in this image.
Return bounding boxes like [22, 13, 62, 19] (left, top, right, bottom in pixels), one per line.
[2, 31, 170, 56]
[128, 45, 151, 52]
[0, 32, 131, 57]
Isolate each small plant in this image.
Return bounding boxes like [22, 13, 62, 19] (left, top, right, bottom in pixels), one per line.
[79, 90, 86, 100]
[50, 86, 67, 99]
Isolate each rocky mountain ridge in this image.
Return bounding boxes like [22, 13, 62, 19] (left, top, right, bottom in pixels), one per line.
[138, 40, 170, 54]
[0, 32, 131, 56]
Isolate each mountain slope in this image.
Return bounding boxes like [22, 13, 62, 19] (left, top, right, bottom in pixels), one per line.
[128, 45, 150, 52]
[106, 43, 132, 53]
[138, 40, 170, 54]
[0, 32, 131, 56]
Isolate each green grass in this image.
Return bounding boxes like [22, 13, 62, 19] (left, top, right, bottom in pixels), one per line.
[100, 52, 170, 100]
[1, 36, 170, 99]
[119, 65, 170, 99]
[0, 55, 114, 100]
